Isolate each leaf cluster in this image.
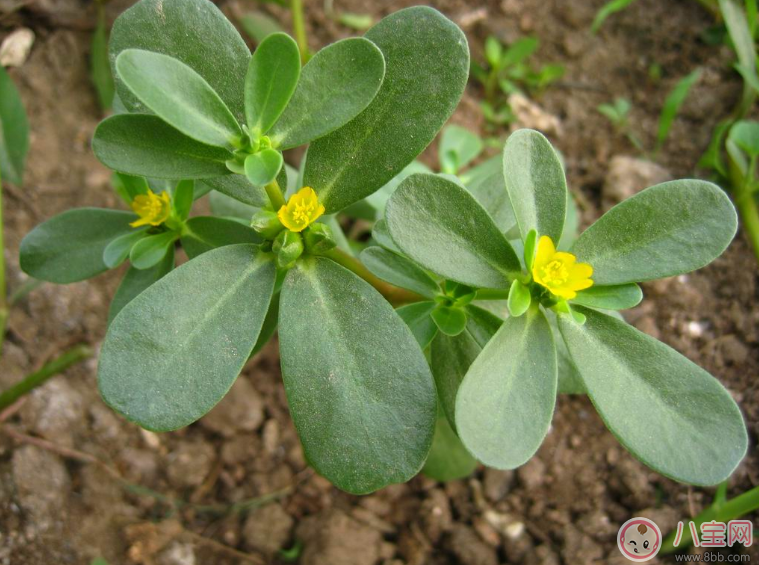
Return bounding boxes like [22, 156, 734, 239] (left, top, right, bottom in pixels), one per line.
[17, 0, 748, 493]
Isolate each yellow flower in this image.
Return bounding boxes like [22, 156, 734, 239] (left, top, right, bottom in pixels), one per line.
[532, 236, 593, 300]
[277, 187, 325, 232]
[130, 189, 171, 228]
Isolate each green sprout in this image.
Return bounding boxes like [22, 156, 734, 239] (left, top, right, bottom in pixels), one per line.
[18, 0, 748, 496]
[471, 35, 564, 131]
[598, 68, 701, 157]
[595, 0, 759, 265]
[661, 482, 759, 553]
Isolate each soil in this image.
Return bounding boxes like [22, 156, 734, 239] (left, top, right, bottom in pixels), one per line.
[0, 0, 757, 564]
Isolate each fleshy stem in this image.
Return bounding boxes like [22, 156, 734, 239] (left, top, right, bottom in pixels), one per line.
[0, 344, 93, 410]
[660, 482, 759, 553]
[265, 180, 287, 210]
[264, 180, 423, 304]
[290, 0, 310, 63]
[730, 156, 759, 264]
[322, 247, 425, 306]
[474, 288, 511, 301]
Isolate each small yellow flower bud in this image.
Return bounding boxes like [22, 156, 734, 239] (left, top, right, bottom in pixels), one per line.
[130, 189, 171, 228]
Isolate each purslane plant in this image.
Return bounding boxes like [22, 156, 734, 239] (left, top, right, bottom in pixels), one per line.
[20, 0, 469, 494]
[381, 129, 746, 486]
[18, 0, 747, 494]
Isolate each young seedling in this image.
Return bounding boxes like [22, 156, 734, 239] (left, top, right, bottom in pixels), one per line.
[661, 481, 759, 552]
[698, 0, 759, 265]
[598, 68, 701, 157]
[19, 0, 747, 494]
[471, 35, 564, 131]
[597, 97, 642, 151]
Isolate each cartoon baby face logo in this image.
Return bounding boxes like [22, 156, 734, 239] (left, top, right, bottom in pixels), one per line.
[617, 517, 662, 562]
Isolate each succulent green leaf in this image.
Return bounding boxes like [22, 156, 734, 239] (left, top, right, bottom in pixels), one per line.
[244, 149, 283, 187]
[431, 306, 467, 337]
[507, 279, 531, 317]
[523, 229, 538, 269]
[99, 245, 275, 431]
[20, 208, 135, 284]
[571, 180, 737, 285]
[462, 155, 517, 234]
[209, 189, 260, 220]
[103, 228, 149, 269]
[464, 305, 503, 347]
[93, 114, 232, 180]
[431, 306, 501, 431]
[181, 216, 262, 259]
[304, 7, 469, 213]
[245, 32, 301, 134]
[129, 231, 178, 270]
[431, 329, 480, 430]
[239, 11, 284, 43]
[359, 246, 439, 298]
[546, 312, 586, 395]
[371, 219, 402, 254]
[203, 175, 268, 208]
[457, 309, 557, 469]
[112, 173, 150, 204]
[116, 49, 242, 149]
[270, 37, 385, 149]
[249, 292, 280, 359]
[173, 179, 195, 221]
[279, 256, 436, 494]
[558, 192, 580, 250]
[422, 407, 478, 481]
[386, 174, 520, 288]
[396, 301, 438, 350]
[110, 0, 250, 122]
[502, 129, 567, 243]
[108, 246, 174, 324]
[358, 161, 432, 220]
[558, 306, 747, 485]
[571, 283, 642, 310]
[0, 66, 29, 186]
[439, 125, 483, 174]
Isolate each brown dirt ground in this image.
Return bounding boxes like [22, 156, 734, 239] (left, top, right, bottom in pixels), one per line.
[0, 0, 757, 564]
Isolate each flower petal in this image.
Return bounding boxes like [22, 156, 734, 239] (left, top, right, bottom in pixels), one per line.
[533, 236, 556, 270]
[553, 252, 577, 268]
[567, 278, 593, 292]
[552, 287, 577, 300]
[569, 262, 593, 281]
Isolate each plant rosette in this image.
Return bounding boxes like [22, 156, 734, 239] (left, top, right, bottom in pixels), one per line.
[17, 0, 747, 495]
[18, 0, 470, 495]
[382, 128, 746, 487]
